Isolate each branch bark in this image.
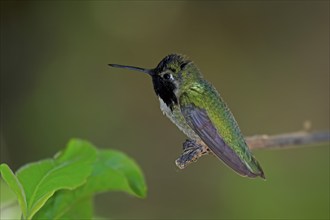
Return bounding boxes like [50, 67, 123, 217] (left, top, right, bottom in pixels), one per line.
[245, 131, 330, 150]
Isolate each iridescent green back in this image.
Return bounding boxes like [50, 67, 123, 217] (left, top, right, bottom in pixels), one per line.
[180, 79, 264, 176]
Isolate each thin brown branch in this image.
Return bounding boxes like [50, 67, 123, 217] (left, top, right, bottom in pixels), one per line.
[246, 131, 330, 150]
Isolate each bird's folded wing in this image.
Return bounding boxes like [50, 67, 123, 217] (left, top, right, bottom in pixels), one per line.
[181, 104, 258, 178]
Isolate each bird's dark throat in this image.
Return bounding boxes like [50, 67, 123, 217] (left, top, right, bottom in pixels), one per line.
[152, 76, 178, 111]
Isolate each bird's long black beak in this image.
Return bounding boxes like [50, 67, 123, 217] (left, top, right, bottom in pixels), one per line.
[108, 64, 154, 76]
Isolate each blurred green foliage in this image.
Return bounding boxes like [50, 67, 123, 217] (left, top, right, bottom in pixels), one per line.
[1, 1, 329, 219]
[0, 139, 146, 219]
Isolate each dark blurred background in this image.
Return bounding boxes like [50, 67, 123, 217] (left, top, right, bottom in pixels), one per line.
[1, 1, 329, 219]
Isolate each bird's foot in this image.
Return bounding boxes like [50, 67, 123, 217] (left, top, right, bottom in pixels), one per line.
[175, 139, 209, 169]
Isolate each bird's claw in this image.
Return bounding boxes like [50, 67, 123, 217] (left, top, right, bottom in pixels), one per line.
[176, 139, 209, 169]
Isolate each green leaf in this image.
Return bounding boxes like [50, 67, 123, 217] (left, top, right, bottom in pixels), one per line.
[32, 192, 94, 219]
[0, 179, 18, 205]
[2, 138, 147, 219]
[87, 149, 147, 198]
[60, 195, 93, 219]
[34, 148, 147, 219]
[0, 180, 21, 219]
[16, 139, 97, 219]
[0, 163, 27, 218]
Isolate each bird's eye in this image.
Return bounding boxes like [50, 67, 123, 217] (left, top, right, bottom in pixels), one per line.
[163, 73, 171, 80]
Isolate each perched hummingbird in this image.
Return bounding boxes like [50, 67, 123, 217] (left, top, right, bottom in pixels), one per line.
[109, 54, 265, 179]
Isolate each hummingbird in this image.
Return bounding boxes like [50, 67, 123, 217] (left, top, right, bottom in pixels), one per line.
[109, 54, 265, 179]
